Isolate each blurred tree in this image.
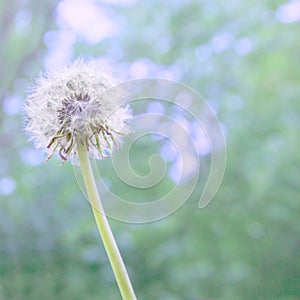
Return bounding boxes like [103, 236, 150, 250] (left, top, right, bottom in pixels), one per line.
[0, 0, 299, 299]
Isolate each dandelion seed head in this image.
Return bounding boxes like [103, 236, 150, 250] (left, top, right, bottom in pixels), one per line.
[24, 59, 132, 163]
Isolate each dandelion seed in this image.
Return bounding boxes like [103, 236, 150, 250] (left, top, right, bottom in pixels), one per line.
[24, 59, 132, 163]
[24, 59, 137, 299]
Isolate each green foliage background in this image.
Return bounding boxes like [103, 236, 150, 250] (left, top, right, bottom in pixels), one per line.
[0, 0, 299, 299]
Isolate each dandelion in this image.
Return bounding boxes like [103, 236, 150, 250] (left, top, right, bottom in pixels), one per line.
[25, 58, 132, 163]
[24, 59, 137, 300]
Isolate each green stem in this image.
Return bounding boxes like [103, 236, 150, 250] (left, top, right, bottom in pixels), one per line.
[76, 138, 137, 300]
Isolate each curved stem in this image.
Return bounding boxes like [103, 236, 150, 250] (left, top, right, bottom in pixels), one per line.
[76, 138, 137, 300]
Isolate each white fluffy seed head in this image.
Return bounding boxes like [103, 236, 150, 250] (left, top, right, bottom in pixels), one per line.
[24, 59, 132, 163]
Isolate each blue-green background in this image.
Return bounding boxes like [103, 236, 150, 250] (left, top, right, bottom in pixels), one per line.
[0, 0, 300, 299]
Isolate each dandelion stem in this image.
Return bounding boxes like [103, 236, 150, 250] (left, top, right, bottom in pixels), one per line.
[76, 138, 137, 300]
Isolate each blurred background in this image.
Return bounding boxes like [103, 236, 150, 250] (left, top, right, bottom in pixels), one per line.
[1, 0, 300, 299]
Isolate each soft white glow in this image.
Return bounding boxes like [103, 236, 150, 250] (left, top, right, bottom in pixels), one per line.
[129, 59, 150, 78]
[57, 0, 119, 43]
[43, 30, 75, 70]
[15, 8, 32, 36]
[2, 96, 22, 115]
[234, 38, 253, 56]
[210, 32, 233, 53]
[276, 0, 300, 23]
[0, 177, 16, 196]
